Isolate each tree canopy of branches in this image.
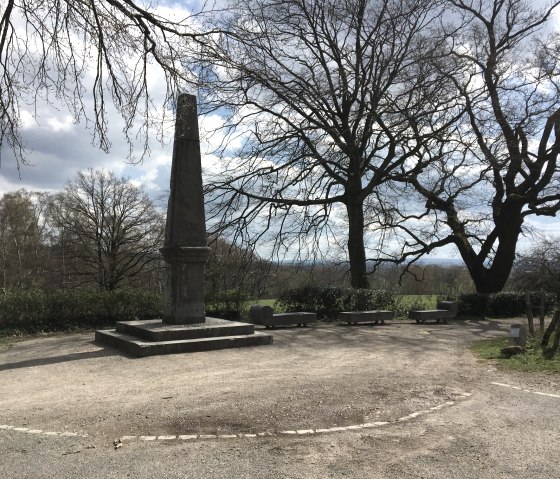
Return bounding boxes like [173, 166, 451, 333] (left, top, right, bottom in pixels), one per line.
[0, 0, 217, 168]
[376, 0, 560, 293]
[199, 0, 459, 288]
[48, 169, 164, 291]
[512, 236, 560, 298]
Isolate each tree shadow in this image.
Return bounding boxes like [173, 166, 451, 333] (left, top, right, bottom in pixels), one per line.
[255, 318, 512, 356]
[0, 343, 123, 372]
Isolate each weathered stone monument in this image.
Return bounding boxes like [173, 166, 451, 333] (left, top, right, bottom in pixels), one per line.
[95, 94, 272, 356]
[160, 94, 210, 325]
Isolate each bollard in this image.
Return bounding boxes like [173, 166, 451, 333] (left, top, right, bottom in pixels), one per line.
[510, 323, 527, 348]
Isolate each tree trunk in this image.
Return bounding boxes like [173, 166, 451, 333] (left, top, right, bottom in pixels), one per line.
[346, 200, 369, 289]
[542, 310, 560, 348]
[539, 293, 545, 333]
[457, 202, 523, 294]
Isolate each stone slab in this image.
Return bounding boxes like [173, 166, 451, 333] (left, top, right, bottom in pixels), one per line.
[116, 317, 255, 341]
[338, 310, 394, 325]
[409, 310, 452, 323]
[257, 312, 317, 328]
[95, 329, 273, 357]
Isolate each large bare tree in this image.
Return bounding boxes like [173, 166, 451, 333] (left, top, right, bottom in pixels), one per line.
[376, 0, 560, 293]
[198, 0, 460, 288]
[48, 169, 164, 290]
[0, 189, 50, 288]
[0, 0, 218, 168]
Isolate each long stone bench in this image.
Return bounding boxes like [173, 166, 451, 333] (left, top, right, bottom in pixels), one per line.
[409, 301, 458, 324]
[338, 310, 394, 325]
[249, 305, 317, 328]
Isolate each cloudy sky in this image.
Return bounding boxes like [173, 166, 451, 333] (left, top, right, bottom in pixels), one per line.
[1, 0, 559, 260]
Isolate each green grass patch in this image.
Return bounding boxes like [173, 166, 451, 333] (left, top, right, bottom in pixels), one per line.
[251, 298, 277, 308]
[471, 336, 560, 373]
[397, 295, 437, 308]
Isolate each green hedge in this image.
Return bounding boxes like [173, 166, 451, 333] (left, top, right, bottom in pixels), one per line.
[277, 286, 397, 320]
[205, 288, 250, 321]
[0, 288, 163, 334]
[457, 291, 557, 318]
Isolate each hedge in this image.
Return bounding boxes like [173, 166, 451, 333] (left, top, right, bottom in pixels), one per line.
[205, 288, 250, 321]
[277, 286, 397, 320]
[0, 288, 163, 334]
[456, 291, 557, 318]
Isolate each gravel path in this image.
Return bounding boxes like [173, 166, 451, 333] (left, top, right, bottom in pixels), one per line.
[1, 319, 559, 478]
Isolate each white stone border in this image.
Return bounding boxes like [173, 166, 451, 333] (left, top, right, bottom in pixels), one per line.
[1, 392, 472, 444]
[0, 424, 88, 438]
[121, 392, 472, 443]
[491, 382, 560, 399]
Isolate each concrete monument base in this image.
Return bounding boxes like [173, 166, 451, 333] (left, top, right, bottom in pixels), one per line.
[95, 318, 272, 357]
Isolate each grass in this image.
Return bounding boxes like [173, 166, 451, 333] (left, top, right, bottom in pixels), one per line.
[471, 336, 560, 374]
[251, 298, 277, 308]
[397, 294, 438, 309]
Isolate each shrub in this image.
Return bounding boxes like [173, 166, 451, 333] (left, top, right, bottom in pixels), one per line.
[277, 286, 397, 320]
[0, 288, 163, 334]
[456, 291, 556, 318]
[457, 293, 489, 317]
[205, 288, 250, 321]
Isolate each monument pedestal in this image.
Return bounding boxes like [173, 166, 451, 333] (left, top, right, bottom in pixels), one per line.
[95, 318, 272, 357]
[160, 245, 210, 325]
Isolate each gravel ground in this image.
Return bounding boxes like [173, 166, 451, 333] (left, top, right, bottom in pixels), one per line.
[1, 319, 560, 478]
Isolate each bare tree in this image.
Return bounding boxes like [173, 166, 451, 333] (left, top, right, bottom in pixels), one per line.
[375, 0, 560, 293]
[48, 169, 165, 290]
[198, 0, 460, 288]
[0, 0, 220, 169]
[511, 236, 560, 297]
[205, 236, 271, 299]
[0, 189, 50, 288]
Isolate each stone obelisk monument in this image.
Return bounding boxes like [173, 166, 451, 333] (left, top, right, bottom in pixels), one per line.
[160, 94, 210, 324]
[94, 94, 272, 356]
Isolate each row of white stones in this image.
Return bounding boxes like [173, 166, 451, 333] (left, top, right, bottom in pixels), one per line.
[0, 392, 472, 443]
[491, 382, 560, 399]
[121, 392, 472, 443]
[0, 424, 88, 438]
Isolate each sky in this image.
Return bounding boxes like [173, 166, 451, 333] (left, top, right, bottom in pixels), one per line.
[1, 0, 560, 261]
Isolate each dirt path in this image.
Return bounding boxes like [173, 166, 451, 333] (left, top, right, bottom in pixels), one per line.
[1, 319, 560, 478]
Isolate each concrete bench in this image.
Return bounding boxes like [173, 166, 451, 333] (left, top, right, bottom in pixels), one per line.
[249, 305, 317, 328]
[338, 310, 394, 325]
[409, 301, 458, 324]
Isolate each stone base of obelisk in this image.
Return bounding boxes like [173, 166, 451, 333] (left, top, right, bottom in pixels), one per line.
[95, 317, 272, 357]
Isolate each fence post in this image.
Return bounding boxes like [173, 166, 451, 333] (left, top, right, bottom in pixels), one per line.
[539, 292, 545, 333]
[525, 292, 535, 336]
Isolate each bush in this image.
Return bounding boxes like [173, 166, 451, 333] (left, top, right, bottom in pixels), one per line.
[205, 288, 250, 321]
[277, 286, 397, 320]
[457, 293, 489, 317]
[0, 288, 163, 334]
[456, 291, 556, 318]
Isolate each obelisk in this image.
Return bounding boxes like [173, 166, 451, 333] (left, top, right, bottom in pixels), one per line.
[160, 94, 211, 324]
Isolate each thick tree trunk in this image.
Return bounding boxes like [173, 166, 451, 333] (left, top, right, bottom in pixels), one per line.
[346, 200, 369, 289]
[456, 201, 523, 294]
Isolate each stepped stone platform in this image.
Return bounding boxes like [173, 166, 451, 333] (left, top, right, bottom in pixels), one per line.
[95, 318, 273, 357]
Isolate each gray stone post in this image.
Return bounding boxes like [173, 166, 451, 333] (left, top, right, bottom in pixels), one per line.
[160, 94, 211, 325]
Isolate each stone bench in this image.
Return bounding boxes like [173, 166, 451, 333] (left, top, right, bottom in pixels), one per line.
[249, 305, 317, 328]
[409, 301, 458, 324]
[338, 310, 394, 325]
